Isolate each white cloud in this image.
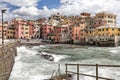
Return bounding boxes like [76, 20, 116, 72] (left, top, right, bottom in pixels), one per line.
[58, 0, 120, 24]
[1, 0, 120, 24]
[13, 6, 40, 16]
[0, 0, 40, 7]
[38, 6, 58, 18]
[0, 0, 40, 21]
[59, 0, 120, 15]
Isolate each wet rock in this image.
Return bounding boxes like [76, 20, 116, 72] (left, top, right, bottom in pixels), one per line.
[37, 51, 54, 61]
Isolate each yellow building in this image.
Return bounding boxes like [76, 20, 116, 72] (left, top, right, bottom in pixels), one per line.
[79, 13, 91, 44]
[23, 24, 29, 38]
[0, 22, 10, 39]
[95, 25, 120, 37]
[86, 25, 120, 46]
[6, 26, 15, 39]
[79, 29, 86, 44]
[86, 29, 94, 41]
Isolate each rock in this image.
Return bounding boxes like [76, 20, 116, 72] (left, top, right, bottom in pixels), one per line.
[37, 51, 54, 61]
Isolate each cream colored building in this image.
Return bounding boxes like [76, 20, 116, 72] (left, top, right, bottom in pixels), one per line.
[95, 12, 116, 26]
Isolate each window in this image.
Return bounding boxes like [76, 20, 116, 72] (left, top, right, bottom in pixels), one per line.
[103, 33, 104, 36]
[106, 28, 108, 31]
[118, 29, 120, 31]
[108, 16, 110, 18]
[25, 28, 28, 30]
[108, 20, 110, 22]
[118, 33, 120, 36]
[114, 17, 116, 19]
[21, 32, 23, 34]
[76, 37, 78, 40]
[25, 32, 28, 34]
[99, 22, 101, 24]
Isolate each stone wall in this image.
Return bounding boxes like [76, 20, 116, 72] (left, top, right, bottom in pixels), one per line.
[0, 41, 20, 80]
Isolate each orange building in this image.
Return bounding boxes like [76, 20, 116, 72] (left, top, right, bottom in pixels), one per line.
[6, 25, 15, 39]
[79, 13, 92, 44]
[0, 22, 9, 39]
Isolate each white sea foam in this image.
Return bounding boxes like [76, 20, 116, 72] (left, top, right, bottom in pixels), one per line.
[109, 50, 118, 53]
[109, 46, 120, 54]
[9, 45, 120, 80]
[72, 67, 120, 80]
[52, 54, 68, 62]
[39, 45, 46, 48]
[29, 75, 49, 80]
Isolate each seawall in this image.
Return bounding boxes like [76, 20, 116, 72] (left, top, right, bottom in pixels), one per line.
[0, 41, 20, 80]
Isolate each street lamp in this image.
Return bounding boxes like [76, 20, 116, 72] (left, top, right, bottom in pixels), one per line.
[1, 9, 7, 45]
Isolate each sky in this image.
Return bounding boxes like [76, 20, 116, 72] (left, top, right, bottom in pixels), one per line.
[0, 0, 120, 24]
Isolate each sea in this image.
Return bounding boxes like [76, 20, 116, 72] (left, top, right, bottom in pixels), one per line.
[9, 44, 120, 80]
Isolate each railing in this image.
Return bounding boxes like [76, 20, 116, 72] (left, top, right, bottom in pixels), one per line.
[65, 63, 120, 80]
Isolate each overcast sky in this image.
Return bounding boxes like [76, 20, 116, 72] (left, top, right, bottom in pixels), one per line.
[0, 0, 120, 24]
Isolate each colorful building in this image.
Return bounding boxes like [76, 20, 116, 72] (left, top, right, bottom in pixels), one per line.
[86, 25, 120, 46]
[79, 12, 92, 44]
[95, 12, 116, 26]
[10, 18, 35, 39]
[27, 20, 34, 38]
[53, 25, 69, 43]
[41, 23, 53, 40]
[0, 23, 2, 38]
[69, 24, 81, 43]
[6, 25, 15, 39]
[11, 18, 25, 39]
[32, 21, 41, 39]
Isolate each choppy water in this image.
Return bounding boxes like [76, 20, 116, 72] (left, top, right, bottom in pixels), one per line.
[9, 44, 120, 80]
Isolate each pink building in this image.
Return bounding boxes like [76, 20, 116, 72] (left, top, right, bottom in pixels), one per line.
[27, 20, 34, 38]
[41, 23, 53, 40]
[10, 18, 34, 39]
[53, 25, 69, 43]
[69, 25, 81, 43]
[11, 18, 25, 39]
[92, 18, 107, 28]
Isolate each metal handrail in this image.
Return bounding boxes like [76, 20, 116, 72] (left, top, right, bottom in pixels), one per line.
[67, 71, 114, 80]
[66, 63, 120, 67]
[65, 63, 120, 80]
